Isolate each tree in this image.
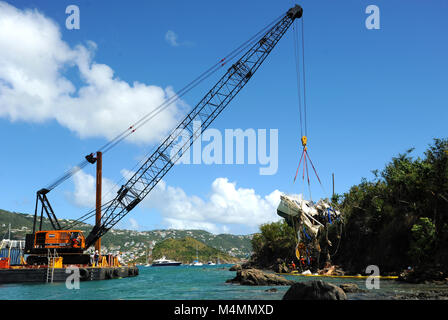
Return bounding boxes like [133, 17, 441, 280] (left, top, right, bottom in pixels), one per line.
[409, 217, 436, 266]
[332, 138, 448, 273]
[250, 220, 296, 268]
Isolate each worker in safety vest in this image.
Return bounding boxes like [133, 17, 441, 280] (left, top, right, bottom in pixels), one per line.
[94, 250, 99, 266]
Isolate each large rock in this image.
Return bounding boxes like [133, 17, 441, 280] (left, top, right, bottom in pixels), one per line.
[275, 263, 290, 274]
[339, 283, 364, 293]
[282, 280, 347, 300]
[229, 262, 253, 271]
[229, 264, 242, 272]
[318, 265, 345, 276]
[226, 268, 295, 286]
[398, 266, 447, 284]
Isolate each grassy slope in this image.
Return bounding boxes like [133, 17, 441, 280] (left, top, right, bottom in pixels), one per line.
[0, 209, 253, 260]
[151, 236, 240, 264]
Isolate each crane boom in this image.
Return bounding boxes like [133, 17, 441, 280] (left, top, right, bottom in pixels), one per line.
[56, 5, 298, 247]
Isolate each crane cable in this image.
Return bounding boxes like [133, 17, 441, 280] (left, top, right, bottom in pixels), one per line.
[58, 13, 286, 227]
[301, 17, 308, 138]
[290, 16, 326, 267]
[290, 17, 345, 263]
[292, 17, 324, 200]
[44, 13, 285, 194]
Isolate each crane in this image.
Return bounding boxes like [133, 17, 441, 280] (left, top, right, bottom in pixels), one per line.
[24, 4, 304, 265]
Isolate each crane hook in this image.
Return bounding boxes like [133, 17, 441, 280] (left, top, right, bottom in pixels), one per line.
[301, 135, 307, 151]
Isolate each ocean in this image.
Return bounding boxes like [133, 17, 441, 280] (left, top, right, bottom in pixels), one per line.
[0, 264, 445, 300]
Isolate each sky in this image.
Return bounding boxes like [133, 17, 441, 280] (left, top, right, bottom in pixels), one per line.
[0, 0, 447, 235]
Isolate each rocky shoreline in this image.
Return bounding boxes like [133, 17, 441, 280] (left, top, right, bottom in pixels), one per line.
[226, 263, 448, 300]
[225, 268, 294, 286]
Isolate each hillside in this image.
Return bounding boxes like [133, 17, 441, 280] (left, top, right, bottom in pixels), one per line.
[151, 237, 240, 264]
[0, 209, 253, 262]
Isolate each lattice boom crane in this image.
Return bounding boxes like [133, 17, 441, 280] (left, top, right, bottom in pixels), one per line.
[24, 5, 303, 264]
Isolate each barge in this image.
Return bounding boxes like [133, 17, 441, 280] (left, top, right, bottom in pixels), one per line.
[0, 240, 139, 284]
[0, 265, 139, 284]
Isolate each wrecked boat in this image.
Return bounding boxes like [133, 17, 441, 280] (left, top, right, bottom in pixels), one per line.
[277, 194, 341, 237]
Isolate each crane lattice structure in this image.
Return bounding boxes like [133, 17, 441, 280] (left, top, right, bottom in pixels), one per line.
[31, 5, 304, 250]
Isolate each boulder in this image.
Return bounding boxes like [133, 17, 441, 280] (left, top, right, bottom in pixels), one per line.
[275, 263, 290, 274]
[229, 262, 253, 271]
[318, 265, 345, 276]
[282, 280, 347, 300]
[226, 268, 295, 286]
[398, 266, 447, 284]
[229, 264, 242, 272]
[339, 283, 364, 293]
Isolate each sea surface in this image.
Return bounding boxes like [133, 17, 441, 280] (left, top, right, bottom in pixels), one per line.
[0, 264, 446, 300]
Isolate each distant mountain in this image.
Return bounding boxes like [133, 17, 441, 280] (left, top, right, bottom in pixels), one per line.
[151, 237, 240, 264]
[0, 209, 253, 262]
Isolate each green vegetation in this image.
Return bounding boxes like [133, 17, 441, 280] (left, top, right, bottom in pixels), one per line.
[0, 210, 253, 260]
[409, 217, 437, 265]
[151, 237, 240, 264]
[250, 220, 297, 268]
[331, 138, 448, 273]
[0, 209, 92, 239]
[0, 209, 38, 231]
[249, 138, 448, 275]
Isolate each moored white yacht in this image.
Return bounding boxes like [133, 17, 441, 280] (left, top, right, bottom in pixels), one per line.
[151, 256, 182, 267]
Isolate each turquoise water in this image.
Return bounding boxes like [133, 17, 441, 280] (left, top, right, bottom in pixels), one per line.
[0, 265, 288, 300]
[0, 265, 445, 300]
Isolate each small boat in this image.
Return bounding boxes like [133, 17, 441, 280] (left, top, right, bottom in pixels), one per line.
[191, 246, 203, 266]
[207, 261, 216, 265]
[151, 256, 182, 267]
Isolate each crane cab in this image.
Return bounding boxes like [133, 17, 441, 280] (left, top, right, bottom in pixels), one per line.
[25, 230, 86, 254]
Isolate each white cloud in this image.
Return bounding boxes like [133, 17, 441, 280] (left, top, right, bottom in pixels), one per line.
[67, 169, 119, 208]
[164, 30, 193, 48]
[144, 177, 283, 234]
[128, 218, 140, 230]
[69, 168, 284, 234]
[0, 2, 185, 143]
[165, 30, 179, 47]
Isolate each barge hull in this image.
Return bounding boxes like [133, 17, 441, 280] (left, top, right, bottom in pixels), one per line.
[0, 266, 139, 284]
